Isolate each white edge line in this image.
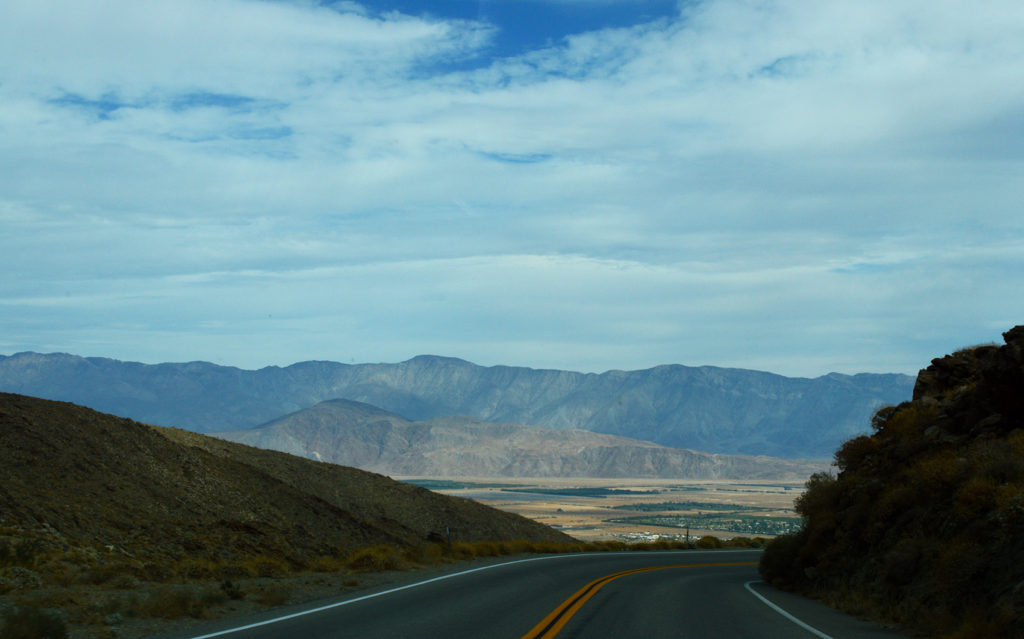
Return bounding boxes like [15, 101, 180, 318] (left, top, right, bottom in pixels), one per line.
[189, 550, 756, 639]
[744, 580, 834, 639]
[188, 554, 560, 639]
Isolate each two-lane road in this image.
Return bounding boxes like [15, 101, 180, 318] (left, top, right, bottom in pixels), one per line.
[168, 550, 909, 639]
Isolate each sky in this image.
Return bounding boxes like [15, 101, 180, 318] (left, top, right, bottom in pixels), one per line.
[1, 0, 1023, 377]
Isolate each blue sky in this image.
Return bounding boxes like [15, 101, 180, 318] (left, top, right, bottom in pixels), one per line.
[1, 0, 1023, 376]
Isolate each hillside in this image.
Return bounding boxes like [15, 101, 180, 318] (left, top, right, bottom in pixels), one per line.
[0, 352, 914, 457]
[0, 392, 573, 574]
[759, 326, 1024, 637]
[217, 398, 828, 479]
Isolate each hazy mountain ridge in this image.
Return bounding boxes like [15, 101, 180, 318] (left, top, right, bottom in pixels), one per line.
[217, 399, 828, 479]
[0, 352, 914, 457]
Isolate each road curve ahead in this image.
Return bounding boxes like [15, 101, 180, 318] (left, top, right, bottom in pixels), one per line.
[174, 550, 910, 639]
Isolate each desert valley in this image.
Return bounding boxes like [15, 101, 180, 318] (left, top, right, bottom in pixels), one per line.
[2, 327, 1023, 638]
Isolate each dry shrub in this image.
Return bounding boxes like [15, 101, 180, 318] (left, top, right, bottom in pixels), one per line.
[0, 605, 68, 639]
[498, 540, 534, 555]
[445, 542, 477, 561]
[141, 562, 174, 583]
[883, 401, 939, 439]
[137, 587, 226, 619]
[174, 558, 219, 581]
[219, 580, 244, 600]
[77, 561, 143, 586]
[253, 586, 290, 607]
[311, 555, 346, 573]
[407, 543, 444, 566]
[952, 476, 999, 521]
[584, 540, 627, 552]
[1009, 429, 1024, 456]
[535, 541, 583, 554]
[345, 546, 410, 572]
[695, 536, 722, 549]
[906, 450, 960, 494]
[834, 435, 880, 471]
[214, 562, 257, 580]
[470, 541, 504, 557]
[244, 557, 290, 579]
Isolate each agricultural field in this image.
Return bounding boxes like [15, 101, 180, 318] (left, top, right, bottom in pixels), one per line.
[401, 477, 806, 541]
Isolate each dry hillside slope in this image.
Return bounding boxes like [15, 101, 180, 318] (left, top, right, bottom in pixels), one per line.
[217, 399, 828, 479]
[0, 393, 573, 573]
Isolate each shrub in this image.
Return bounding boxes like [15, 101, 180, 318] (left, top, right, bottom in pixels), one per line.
[345, 546, 410, 572]
[0, 538, 45, 570]
[834, 435, 879, 472]
[498, 540, 534, 555]
[953, 476, 999, 521]
[758, 532, 806, 589]
[469, 541, 502, 558]
[407, 543, 444, 566]
[0, 605, 68, 639]
[311, 555, 346, 573]
[794, 472, 838, 516]
[137, 587, 226, 619]
[219, 580, 244, 600]
[253, 586, 289, 607]
[174, 558, 219, 581]
[445, 541, 478, 561]
[215, 563, 257, 580]
[695, 536, 722, 549]
[245, 557, 290, 579]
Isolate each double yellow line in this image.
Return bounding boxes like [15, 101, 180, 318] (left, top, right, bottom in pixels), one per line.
[521, 561, 758, 639]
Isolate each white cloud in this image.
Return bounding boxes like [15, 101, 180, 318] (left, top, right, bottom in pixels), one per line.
[1, 0, 1023, 375]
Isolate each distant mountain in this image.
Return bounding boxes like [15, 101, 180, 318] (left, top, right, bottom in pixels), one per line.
[0, 352, 914, 457]
[217, 399, 828, 479]
[0, 392, 572, 569]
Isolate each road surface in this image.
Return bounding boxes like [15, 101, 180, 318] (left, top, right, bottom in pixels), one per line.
[167, 550, 910, 639]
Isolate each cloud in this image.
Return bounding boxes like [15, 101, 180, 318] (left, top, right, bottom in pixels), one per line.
[1, 0, 1023, 375]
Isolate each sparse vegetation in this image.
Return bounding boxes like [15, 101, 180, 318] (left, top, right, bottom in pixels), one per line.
[0, 605, 68, 639]
[760, 326, 1024, 638]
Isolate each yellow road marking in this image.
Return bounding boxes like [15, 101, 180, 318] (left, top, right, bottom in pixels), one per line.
[520, 561, 759, 639]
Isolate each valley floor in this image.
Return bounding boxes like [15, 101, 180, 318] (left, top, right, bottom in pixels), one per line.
[398, 476, 806, 541]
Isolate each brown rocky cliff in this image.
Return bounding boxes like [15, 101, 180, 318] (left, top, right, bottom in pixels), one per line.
[912, 325, 1024, 438]
[760, 325, 1024, 638]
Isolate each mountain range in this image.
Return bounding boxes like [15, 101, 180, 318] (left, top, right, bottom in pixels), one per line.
[217, 398, 828, 479]
[0, 352, 914, 457]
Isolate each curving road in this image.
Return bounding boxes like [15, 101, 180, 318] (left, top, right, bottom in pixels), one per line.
[169, 550, 910, 639]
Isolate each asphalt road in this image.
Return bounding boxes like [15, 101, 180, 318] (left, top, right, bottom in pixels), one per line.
[173, 550, 911, 639]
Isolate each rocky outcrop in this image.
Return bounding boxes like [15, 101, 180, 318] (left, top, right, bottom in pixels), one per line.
[759, 326, 1024, 638]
